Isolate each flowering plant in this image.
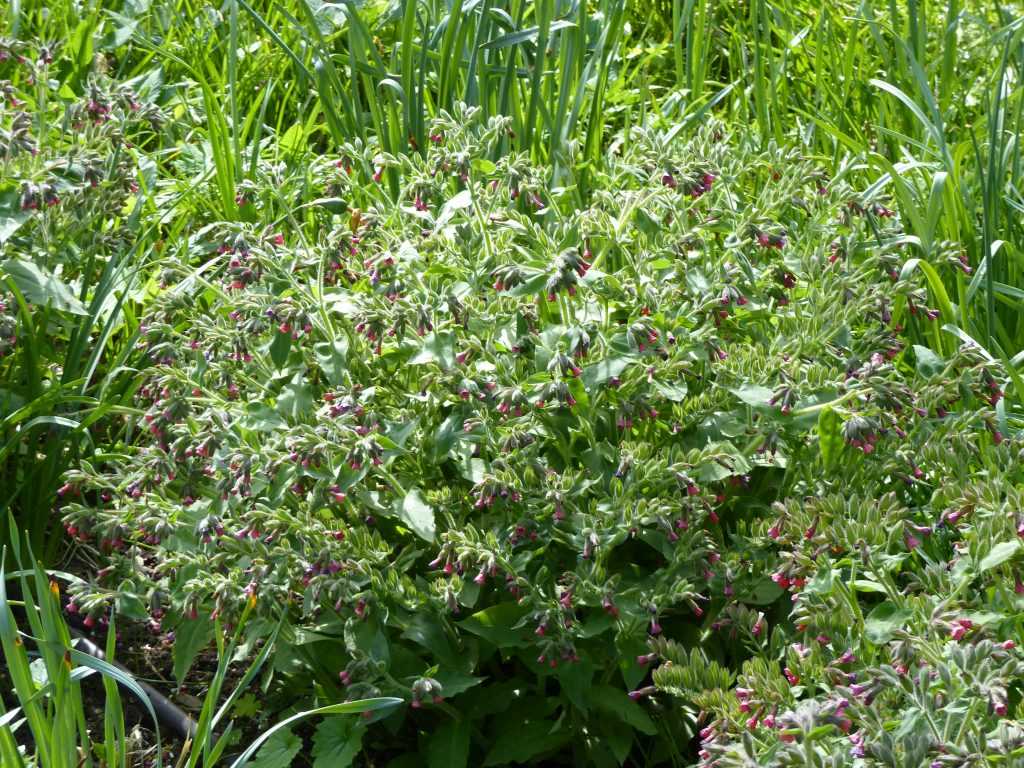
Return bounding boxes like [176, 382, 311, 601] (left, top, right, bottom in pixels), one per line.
[57, 105, 1019, 765]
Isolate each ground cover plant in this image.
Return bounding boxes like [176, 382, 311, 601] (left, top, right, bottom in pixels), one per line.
[2, 0, 1024, 766]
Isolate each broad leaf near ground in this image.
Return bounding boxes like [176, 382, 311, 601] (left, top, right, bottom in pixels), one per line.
[2, 259, 88, 315]
[312, 718, 366, 768]
[172, 616, 213, 684]
[427, 719, 470, 768]
[250, 728, 302, 768]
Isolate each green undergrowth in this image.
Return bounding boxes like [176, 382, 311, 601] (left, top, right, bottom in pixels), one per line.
[1, 0, 1023, 766]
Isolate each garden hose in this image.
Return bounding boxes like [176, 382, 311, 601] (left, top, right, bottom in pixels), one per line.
[69, 628, 199, 743]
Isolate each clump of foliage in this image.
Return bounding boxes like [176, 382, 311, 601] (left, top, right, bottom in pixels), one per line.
[54, 103, 1020, 765]
[2, 0, 1024, 765]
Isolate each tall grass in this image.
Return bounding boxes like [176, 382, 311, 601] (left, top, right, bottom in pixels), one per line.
[635, 0, 1024, 372]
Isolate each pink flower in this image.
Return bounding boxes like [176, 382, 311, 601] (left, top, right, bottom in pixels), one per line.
[950, 619, 972, 641]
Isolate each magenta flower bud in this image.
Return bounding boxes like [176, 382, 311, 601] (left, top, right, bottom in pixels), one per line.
[628, 686, 656, 700]
[474, 569, 487, 585]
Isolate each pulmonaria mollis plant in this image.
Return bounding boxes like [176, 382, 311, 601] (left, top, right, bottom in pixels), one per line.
[59, 107, 1019, 765]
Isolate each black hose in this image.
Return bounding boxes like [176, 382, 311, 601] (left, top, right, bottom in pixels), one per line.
[70, 628, 198, 742]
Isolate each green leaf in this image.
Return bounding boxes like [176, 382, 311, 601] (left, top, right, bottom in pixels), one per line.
[410, 331, 455, 368]
[556, 658, 594, 711]
[0, 210, 28, 244]
[279, 123, 306, 156]
[851, 579, 887, 594]
[600, 719, 633, 765]
[459, 603, 531, 648]
[397, 488, 436, 542]
[652, 379, 688, 401]
[344, 618, 390, 665]
[817, 405, 843, 471]
[482, 718, 570, 766]
[399, 614, 463, 670]
[172, 616, 213, 684]
[581, 355, 634, 390]
[277, 373, 314, 419]
[269, 330, 292, 369]
[0, 186, 28, 245]
[312, 718, 365, 768]
[728, 383, 774, 408]
[228, 699, 401, 768]
[482, 20, 575, 49]
[746, 578, 785, 605]
[430, 412, 462, 460]
[69, 17, 97, 88]
[433, 670, 484, 698]
[803, 567, 834, 596]
[913, 345, 943, 378]
[427, 719, 469, 768]
[249, 727, 302, 768]
[233, 693, 261, 718]
[978, 541, 1021, 573]
[864, 601, 911, 644]
[2, 259, 88, 315]
[314, 338, 350, 385]
[592, 685, 657, 736]
[241, 403, 288, 433]
[436, 190, 473, 228]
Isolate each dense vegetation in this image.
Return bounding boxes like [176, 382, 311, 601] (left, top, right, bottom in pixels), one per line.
[2, 0, 1024, 765]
